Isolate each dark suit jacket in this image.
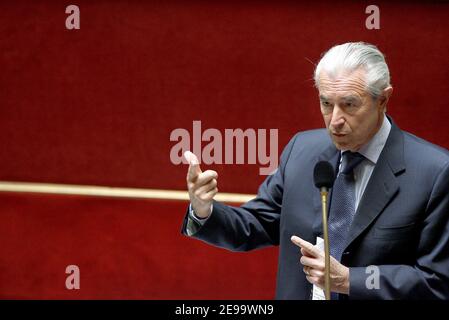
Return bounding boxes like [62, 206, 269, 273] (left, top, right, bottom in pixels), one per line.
[181, 116, 449, 299]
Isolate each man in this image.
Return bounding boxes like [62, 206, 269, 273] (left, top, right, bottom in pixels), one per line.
[181, 42, 449, 299]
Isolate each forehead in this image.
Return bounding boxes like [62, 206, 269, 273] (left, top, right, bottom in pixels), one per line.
[318, 68, 368, 98]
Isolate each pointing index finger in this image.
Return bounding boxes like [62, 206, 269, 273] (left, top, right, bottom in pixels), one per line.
[291, 235, 322, 257]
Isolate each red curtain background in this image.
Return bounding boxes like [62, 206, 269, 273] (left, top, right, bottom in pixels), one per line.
[0, 0, 448, 299]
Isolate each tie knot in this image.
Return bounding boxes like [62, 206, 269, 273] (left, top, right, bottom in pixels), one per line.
[341, 151, 365, 174]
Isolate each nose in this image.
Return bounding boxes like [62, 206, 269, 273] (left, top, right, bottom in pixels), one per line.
[329, 105, 345, 129]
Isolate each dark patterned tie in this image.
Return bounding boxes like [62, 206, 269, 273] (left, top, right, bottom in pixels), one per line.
[328, 151, 365, 299]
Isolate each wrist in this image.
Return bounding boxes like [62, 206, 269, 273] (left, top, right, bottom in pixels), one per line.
[190, 203, 213, 220]
[339, 266, 350, 295]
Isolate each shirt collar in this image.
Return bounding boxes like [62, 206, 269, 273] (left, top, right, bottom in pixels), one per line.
[341, 114, 391, 165]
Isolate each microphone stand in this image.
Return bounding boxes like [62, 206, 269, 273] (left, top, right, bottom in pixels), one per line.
[313, 160, 335, 300]
[320, 187, 331, 300]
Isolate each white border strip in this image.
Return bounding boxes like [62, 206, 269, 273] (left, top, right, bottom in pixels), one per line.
[0, 181, 255, 203]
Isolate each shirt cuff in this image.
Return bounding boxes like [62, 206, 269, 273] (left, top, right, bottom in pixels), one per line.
[186, 204, 213, 236]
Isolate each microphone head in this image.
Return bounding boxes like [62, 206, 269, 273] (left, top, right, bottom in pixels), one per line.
[313, 161, 335, 189]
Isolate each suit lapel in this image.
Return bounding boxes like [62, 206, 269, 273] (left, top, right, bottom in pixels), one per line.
[343, 155, 399, 249]
[343, 117, 405, 250]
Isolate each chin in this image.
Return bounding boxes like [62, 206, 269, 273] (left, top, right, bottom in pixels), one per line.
[333, 143, 345, 150]
[333, 139, 347, 149]
[334, 141, 356, 151]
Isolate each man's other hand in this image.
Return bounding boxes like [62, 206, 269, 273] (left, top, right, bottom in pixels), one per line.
[291, 235, 350, 295]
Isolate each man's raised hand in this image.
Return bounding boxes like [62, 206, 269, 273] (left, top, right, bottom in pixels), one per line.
[184, 151, 218, 218]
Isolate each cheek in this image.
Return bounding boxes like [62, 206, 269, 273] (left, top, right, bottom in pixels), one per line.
[354, 111, 377, 138]
[323, 115, 331, 128]
[345, 118, 364, 139]
[342, 119, 354, 133]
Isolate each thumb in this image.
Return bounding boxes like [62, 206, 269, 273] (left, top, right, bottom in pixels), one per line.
[184, 151, 202, 181]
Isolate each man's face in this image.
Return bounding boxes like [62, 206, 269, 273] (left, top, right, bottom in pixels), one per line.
[318, 68, 389, 151]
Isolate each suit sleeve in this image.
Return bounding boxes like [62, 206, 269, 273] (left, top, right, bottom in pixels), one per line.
[349, 161, 449, 299]
[180, 133, 299, 252]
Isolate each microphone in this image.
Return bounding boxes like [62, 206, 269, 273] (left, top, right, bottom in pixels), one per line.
[313, 161, 335, 300]
[314, 161, 335, 191]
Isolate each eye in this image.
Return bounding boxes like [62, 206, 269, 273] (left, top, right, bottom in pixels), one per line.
[322, 101, 331, 107]
[345, 102, 353, 107]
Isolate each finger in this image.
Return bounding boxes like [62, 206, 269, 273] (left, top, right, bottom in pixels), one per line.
[303, 267, 310, 275]
[203, 187, 218, 201]
[305, 275, 321, 286]
[300, 256, 323, 270]
[303, 267, 323, 279]
[194, 180, 217, 199]
[190, 172, 217, 192]
[185, 151, 202, 182]
[194, 186, 218, 203]
[291, 235, 322, 258]
[196, 170, 218, 186]
[308, 268, 324, 278]
[203, 179, 218, 192]
[301, 247, 315, 258]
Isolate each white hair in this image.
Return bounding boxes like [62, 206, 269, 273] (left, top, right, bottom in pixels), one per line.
[314, 42, 391, 98]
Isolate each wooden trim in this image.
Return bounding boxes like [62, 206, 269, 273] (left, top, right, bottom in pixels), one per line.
[0, 181, 255, 203]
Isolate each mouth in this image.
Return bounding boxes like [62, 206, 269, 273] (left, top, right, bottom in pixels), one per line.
[332, 133, 347, 137]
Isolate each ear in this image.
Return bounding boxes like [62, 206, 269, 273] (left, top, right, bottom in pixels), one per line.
[379, 86, 393, 111]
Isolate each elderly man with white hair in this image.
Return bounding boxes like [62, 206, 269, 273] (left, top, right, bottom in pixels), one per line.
[181, 42, 449, 299]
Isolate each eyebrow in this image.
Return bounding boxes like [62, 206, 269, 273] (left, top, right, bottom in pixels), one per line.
[319, 95, 361, 102]
[340, 96, 361, 103]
